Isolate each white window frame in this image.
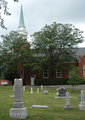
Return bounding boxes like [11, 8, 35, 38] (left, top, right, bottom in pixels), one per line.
[83, 65, 85, 77]
[56, 70, 62, 78]
[20, 69, 24, 78]
[43, 70, 49, 78]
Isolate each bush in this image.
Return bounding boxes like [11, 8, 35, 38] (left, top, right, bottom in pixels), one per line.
[34, 78, 69, 85]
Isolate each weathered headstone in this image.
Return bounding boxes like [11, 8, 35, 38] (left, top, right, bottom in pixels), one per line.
[58, 87, 66, 97]
[23, 86, 25, 92]
[30, 87, 33, 94]
[32, 105, 49, 109]
[55, 87, 66, 99]
[41, 85, 43, 91]
[37, 88, 39, 93]
[78, 96, 81, 99]
[64, 92, 73, 110]
[43, 87, 48, 95]
[79, 90, 85, 110]
[10, 78, 28, 119]
[13, 85, 14, 93]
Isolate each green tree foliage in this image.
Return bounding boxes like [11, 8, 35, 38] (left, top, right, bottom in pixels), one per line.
[68, 66, 81, 92]
[0, 31, 30, 82]
[31, 22, 84, 73]
[0, 0, 19, 29]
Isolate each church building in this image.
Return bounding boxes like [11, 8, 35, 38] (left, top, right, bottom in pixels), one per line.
[17, 5, 85, 85]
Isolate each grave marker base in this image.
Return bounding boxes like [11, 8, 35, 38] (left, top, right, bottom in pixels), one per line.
[79, 104, 85, 110]
[10, 107, 28, 119]
[64, 105, 73, 110]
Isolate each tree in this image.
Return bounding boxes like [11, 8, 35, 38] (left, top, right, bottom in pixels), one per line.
[68, 66, 81, 92]
[0, 31, 31, 82]
[0, 0, 19, 29]
[31, 22, 84, 75]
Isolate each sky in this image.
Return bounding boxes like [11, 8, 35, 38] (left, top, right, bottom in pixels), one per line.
[0, 0, 85, 47]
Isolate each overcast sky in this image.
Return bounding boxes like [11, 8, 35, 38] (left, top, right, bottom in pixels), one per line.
[0, 0, 85, 47]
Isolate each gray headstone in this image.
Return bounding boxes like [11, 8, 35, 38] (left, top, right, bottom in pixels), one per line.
[79, 90, 85, 110]
[58, 87, 66, 97]
[32, 105, 49, 109]
[37, 88, 39, 93]
[41, 85, 43, 91]
[30, 87, 33, 94]
[10, 78, 28, 119]
[43, 90, 48, 95]
[13, 85, 14, 93]
[64, 92, 73, 110]
[23, 86, 25, 92]
[78, 96, 81, 99]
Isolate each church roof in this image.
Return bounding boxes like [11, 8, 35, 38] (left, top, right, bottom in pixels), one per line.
[74, 47, 85, 59]
[18, 5, 25, 28]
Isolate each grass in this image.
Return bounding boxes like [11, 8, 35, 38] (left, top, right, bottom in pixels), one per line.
[0, 86, 84, 120]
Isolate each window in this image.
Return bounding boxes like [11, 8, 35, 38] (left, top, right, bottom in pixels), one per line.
[83, 65, 85, 77]
[43, 70, 49, 78]
[20, 69, 24, 78]
[56, 70, 62, 78]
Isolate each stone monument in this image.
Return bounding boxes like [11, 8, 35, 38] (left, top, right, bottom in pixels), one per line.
[37, 88, 39, 93]
[58, 87, 66, 97]
[10, 78, 28, 119]
[41, 85, 43, 91]
[79, 90, 85, 110]
[23, 86, 25, 92]
[30, 87, 33, 94]
[64, 92, 73, 110]
[43, 87, 48, 95]
[55, 87, 66, 98]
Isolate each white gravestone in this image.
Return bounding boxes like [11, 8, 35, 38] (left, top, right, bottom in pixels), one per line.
[37, 88, 39, 93]
[43, 87, 48, 95]
[41, 85, 43, 91]
[10, 78, 28, 119]
[32, 105, 49, 109]
[23, 86, 25, 92]
[79, 90, 85, 110]
[64, 92, 73, 110]
[30, 87, 33, 94]
[13, 85, 15, 93]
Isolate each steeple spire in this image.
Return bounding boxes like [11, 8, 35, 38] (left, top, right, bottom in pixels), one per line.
[18, 5, 25, 28]
[18, 5, 28, 37]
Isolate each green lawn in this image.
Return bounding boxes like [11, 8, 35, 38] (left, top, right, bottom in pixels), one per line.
[0, 86, 84, 120]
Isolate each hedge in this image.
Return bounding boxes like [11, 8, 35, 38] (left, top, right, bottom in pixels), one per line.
[34, 78, 69, 85]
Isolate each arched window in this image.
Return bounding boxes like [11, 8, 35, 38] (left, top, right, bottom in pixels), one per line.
[83, 65, 85, 77]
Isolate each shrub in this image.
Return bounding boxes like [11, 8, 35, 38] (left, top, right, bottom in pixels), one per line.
[34, 78, 69, 85]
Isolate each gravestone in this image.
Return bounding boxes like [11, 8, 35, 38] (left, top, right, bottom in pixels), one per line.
[55, 87, 66, 99]
[37, 88, 39, 93]
[41, 85, 43, 91]
[23, 86, 25, 92]
[32, 105, 49, 109]
[58, 87, 66, 97]
[13, 85, 14, 93]
[64, 92, 73, 110]
[43, 87, 48, 95]
[30, 87, 33, 94]
[79, 90, 85, 110]
[10, 78, 28, 119]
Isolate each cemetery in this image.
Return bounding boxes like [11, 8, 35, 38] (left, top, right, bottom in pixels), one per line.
[0, 83, 85, 120]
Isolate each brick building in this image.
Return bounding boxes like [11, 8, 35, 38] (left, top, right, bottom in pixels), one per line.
[17, 5, 85, 85]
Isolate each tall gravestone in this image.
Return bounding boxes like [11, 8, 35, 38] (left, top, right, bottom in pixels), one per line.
[64, 92, 73, 110]
[79, 90, 85, 110]
[10, 78, 28, 119]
